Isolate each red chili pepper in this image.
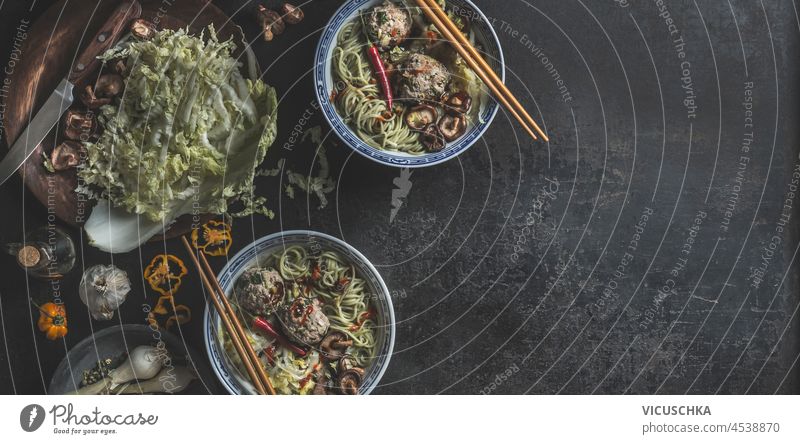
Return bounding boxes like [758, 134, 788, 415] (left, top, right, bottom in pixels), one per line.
[299, 305, 314, 326]
[426, 30, 437, 44]
[299, 363, 321, 390]
[349, 308, 376, 332]
[263, 345, 277, 365]
[367, 45, 393, 109]
[335, 276, 351, 293]
[253, 317, 307, 357]
[299, 372, 313, 390]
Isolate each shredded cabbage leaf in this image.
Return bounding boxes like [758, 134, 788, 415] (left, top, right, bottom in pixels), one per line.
[79, 26, 277, 252]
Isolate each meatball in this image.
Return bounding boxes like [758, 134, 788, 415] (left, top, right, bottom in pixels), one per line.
[364, 1, 412, 48]
[234, 268, 284, 316]
[279, 298, 330, 346]
[398, 54, 450, 102]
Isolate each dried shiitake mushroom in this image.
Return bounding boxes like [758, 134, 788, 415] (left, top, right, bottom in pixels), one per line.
[404, 104, 438, 131]
[281, 3, 304, 24]
[94, 73, 124, 97]
[113, 59, 127, 76]
[63, 110, 98, 141]
[421, 123, 445, 152]
[444, 91, 472, 114]
[80, 85, 111, 109]
[319, 331, 353, 361]
[261, 25, 274, 42]
[130, 18, 156, 40]
[80, 74, 123, 109]
[312, 373, 330, 395]
[258, 6, 285, 39]
[437, 113, 467, 141]
[337, 367, 365, 395]
[50, 141, 85, 171]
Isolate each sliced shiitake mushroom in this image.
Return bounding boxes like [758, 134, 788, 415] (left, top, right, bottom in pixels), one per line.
[337, 367, 365, 395]
[312, 373, 329, 395]
[282, 3, 304, 24]
[51, 141, 85, 171]
[130, 18, 156, 40]
[445, 91, 472, 114]
[437, 113, 467, 142]
[319, 331, 353, 361]
[337, 355, 359, 374]
[421, 123, 446, 152]
[63, 110, 98, 141]
[404, 104, 438, 131]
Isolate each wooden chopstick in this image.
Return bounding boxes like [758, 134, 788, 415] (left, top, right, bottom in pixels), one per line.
[197, 249, 277, 395]
[415, 0, 548, 142]
[180, 236, 276, 395]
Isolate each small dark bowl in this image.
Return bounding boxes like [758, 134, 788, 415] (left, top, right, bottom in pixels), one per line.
[48, 324, 214, 395]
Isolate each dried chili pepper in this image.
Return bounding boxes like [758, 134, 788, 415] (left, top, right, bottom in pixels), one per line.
[367, 45, 393, 109]
[263, 344, 277, 365]
[252, 317, 307, 356]
[311, 263, 322, 281]
[349, 309, 375, 332]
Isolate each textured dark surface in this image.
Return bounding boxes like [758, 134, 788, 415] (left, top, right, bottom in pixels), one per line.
[0, 0, 798, 395]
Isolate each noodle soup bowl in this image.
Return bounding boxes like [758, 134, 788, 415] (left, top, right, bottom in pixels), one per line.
[314, 0, 505, 168]
[204, 230, 395, 394]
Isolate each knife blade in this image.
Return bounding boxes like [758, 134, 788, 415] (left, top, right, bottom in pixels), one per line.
[0, 80, 74, 186]
[0, 1, 142, 187]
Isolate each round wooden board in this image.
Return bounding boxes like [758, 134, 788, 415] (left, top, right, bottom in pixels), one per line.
[1, 0, 248, 239]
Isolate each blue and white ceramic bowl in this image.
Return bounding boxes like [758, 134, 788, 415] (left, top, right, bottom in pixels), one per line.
[204, 230, 395, 395]
[314, 0, 505, 168]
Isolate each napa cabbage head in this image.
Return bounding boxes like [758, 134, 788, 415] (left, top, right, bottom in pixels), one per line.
[79, 26, 277, 253]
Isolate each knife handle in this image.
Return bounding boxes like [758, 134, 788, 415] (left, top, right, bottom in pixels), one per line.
[67, 1, 142, 86]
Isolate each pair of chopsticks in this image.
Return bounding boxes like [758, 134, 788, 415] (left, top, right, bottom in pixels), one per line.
[413, 0, 548, 142]
[180, 236, 276, 395]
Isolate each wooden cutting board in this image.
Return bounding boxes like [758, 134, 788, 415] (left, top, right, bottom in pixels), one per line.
[1, 0, 248, 238]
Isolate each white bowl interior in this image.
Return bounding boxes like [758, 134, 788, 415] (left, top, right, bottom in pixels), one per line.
[315, 0, 505, 167]
[204, 231, 395, 395]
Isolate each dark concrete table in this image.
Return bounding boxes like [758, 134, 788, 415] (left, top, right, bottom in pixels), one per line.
[0, 0, 797, 394]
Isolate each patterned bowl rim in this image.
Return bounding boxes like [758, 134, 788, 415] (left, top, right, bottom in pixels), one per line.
[203, 230, 396, 395]
[313, 0, 506, 168]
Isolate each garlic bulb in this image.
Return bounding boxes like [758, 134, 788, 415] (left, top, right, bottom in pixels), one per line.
[108, 345, 168, 389]
[79, 264, 131, 320]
